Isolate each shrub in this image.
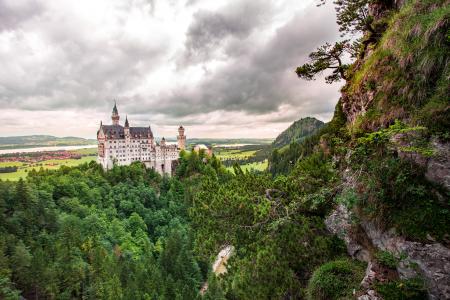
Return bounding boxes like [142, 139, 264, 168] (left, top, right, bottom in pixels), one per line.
[375, 278, 427, 300]
[306, 258, 366, 300]
[375, 251, 399, 269]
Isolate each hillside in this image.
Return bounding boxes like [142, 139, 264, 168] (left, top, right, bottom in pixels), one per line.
[0, 135, 96, 149]
[272, 117, 324, 148]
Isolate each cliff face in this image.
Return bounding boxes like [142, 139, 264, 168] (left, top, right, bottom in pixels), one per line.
[326, 203, 450, 300]
[341, 0, 448, 134]
[325, 0, 450, 298]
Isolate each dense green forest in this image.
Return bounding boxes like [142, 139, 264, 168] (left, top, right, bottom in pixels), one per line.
[1, 0, 449, 299]
[272, 117, 324, 149]
[0, 159, 206, 299]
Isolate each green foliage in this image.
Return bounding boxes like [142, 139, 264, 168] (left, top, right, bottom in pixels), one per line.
[375, 278, 427, 300]
[269, 102, 348, 175]
[350, 152, 450, 242]
[306, 258, 366, 300]
[272, 117, 325, 148]
[202, 274, 226, 300]
[355, 120, 431, 155]
[345, 0, 450, 133]
[296, 41, 351, 83]
[176, 150, 229, 179]
[0, 275, 20, 300]
[190, 152, 346, 299]
[336, 189, 360, 209]
[333, 0, 392, 38]
[375, 251, 399, 269]
[0, 163, 204, 299]
[269, 136, 320, 175]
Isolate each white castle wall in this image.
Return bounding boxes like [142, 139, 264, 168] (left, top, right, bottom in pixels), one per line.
[97, 106, 185, 176]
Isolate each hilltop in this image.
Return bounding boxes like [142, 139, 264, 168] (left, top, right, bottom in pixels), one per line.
[272, 117, 324, 148]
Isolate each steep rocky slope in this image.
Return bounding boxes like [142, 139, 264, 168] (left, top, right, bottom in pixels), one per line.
[322, 0, 450, 299]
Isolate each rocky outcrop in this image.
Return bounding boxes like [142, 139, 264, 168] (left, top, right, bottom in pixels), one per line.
[341, 91, 375, 124]
[360, 220, 450, 300]
[325, 204, 371, 262]
[326, 204, 450, 300]
[357, 262, 380, 300]
[391, 133, 450, 191]
[425, 138, 450, 190]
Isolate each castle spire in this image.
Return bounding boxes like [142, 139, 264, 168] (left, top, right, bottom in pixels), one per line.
[112, 101, 118, 114]
[111, 101, 120, 125]
[125, 115, 129, 127]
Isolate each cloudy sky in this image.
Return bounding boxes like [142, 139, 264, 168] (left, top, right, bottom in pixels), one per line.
[0, 0, 342, 139]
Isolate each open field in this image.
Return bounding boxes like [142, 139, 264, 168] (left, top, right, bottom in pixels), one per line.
[0, 155, 96, 181]
[215, 149, 257, 160]
[214, 144, 270, 169]
[226, 160, 268, 173]
[215, 144, 269, 173]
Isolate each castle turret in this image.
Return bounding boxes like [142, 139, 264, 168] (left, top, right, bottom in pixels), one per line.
[124, 115, 130, 136]
[112, 102, 120, 125]
[161, 137, 166, 146]
[177, 125, 186, 150]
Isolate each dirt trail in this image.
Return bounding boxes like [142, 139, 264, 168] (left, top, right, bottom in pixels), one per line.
[200, 245, 234, 294]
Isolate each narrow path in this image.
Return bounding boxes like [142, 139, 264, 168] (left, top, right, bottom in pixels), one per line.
[200, 245, 234, 295]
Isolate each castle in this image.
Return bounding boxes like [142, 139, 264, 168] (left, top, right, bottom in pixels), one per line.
[97, 103, 186, 175]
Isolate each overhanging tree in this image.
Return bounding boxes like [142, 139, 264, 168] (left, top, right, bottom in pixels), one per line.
[295, 41, 351, 83]
[319, 0, 394, 36]
[297, 0, 395, 83]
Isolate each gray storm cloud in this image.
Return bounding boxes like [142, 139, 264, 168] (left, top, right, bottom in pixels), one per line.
[0, 0, 342, 138]
[0, 0, 43, 30]
[128, 1, 341, 118]
[178, 0, 274, 66]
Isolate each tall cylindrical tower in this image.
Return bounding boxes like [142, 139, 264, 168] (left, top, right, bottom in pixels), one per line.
[177, 126, 186, 150]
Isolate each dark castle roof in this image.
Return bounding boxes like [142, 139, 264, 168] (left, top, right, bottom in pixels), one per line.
[100, 125, 153, 139]
[130, 127, 153, 137]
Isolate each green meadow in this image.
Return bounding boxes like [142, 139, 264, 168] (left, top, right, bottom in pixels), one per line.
[234, 160, 268, 173]
[214, 149, 257, 159]
[0, 152, 96, 181]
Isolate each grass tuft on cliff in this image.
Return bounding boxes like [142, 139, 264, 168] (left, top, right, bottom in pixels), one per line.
[343, 0, 449, 137]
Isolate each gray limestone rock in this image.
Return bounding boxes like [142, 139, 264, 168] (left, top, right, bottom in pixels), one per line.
[360, 220, 450, 300]
[326, 203, 450, 299]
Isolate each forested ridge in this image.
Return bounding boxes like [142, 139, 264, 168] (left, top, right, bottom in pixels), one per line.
[1, 0, 450, 299]
[271, 117, 324, 149]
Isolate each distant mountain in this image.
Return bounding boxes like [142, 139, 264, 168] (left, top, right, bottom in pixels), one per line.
[272, 117, 324, 148]
[0, 135, 96, 150]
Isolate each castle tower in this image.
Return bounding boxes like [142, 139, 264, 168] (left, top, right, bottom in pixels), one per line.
[112, 102, 120, 125]
[124, 115, 130, 136]
[160, 137, 166, 146]
[177, 125, 186, 150]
